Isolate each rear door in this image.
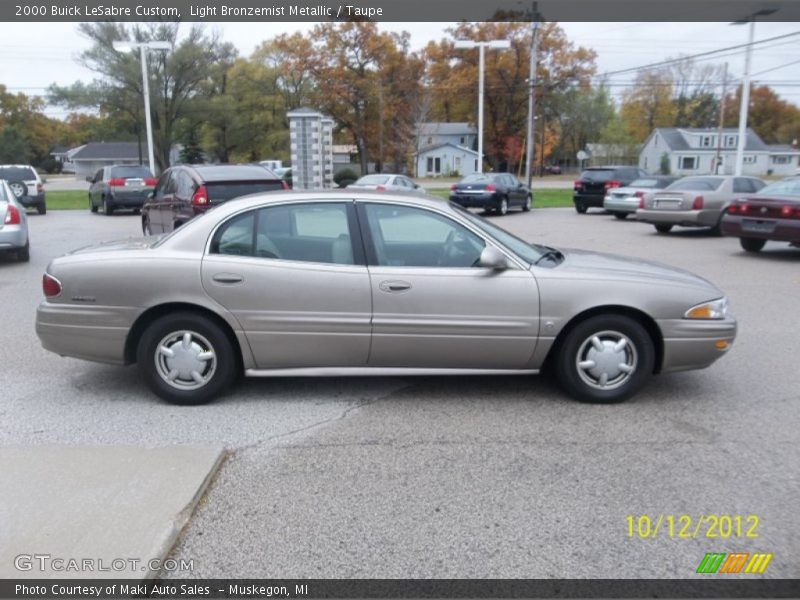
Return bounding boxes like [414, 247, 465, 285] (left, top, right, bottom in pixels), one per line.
[201, 200, 371, 369]
[358, 201, 540, 369]
[149, 171, 176, 233]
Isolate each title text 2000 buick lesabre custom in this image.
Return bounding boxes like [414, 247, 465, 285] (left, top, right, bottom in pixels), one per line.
[36, 192, 736, 405]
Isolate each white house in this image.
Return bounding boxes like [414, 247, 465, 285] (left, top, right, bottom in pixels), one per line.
[69, 142, 145, 180]
[415, 142, 481, 177]
[639, 128, 800, 177]
[416, 122, 478, 150]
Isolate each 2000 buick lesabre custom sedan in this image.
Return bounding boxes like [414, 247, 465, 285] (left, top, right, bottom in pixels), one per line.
[36, 192, 736, 405]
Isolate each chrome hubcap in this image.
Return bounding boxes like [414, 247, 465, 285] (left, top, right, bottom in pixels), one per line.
[154, 330, 216, 391]
[500, 199, 507, 214]
[575, 330, 638, 390]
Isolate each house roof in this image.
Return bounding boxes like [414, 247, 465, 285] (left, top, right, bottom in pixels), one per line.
[70, 142, 141, 162]
[418, 122, 476, 136]
[653, 128, 768, 152]
[766, 143, 800, 154]
[415, 142, 480, 156]
[50, 145, 69, 155]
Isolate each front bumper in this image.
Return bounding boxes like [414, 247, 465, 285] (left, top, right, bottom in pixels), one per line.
[658, 316, 737, 373]
[636, 208, 720, 228]
[450, 193, 500, 209]
[721, 214, 800, 242]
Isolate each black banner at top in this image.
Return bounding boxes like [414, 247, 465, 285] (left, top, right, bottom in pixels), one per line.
[3, 0, 800, 22]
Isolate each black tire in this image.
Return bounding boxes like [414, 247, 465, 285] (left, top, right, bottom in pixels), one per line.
[522, 194, 532, 212]
[740, 237, 766, 253]
[142, 217, 152, 236]
[575, 201, 587, 214]
[136, 311, 237, 405]
[102, 197, 114, 216]
[8, 181, 27, 200]
[654, 224, 673, 234]
[554, 314, 655, 404]
[496, 197, 509, 216]
[613, 212, 627, 220]
[37, 202, 46, 215]
[16, 241, 30, 262]
[90, 196, 98, 213]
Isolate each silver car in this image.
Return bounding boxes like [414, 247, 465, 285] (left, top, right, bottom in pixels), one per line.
[603, 176, 678, 219]
[0, 179, 30, 262]
[36, 192, 736, 405]
[637, 175, 765, 234]
[347, 174, 425, 194]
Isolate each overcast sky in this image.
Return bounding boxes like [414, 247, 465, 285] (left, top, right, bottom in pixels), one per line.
[1, 21, 799, 117]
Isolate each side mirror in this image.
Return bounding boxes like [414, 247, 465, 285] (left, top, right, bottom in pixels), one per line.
[478, 246, 508, 270]
[86, 176, 94, 183]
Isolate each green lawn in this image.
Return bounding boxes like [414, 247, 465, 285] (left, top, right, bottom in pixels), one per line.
[428, 187, 572, 208]
[45, 190, 88, 210]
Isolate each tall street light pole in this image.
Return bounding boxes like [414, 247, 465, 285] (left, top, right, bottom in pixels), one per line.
[454, 39, 511, 174]
[525, 9, 540, 189]
[113, 40, 171, 175]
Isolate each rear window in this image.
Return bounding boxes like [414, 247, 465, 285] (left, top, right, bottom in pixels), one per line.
[206, 181, 284, 203]
[630, 178, 667, 189]
[462, 174, 492, 183]
[758, 179, 800, 198]
[356, 175, 390, 185]
[580, 169, 615, 182]
[666, 177, 723, 191]
[110, 166, 153, 179]
[0, 166, 36, 181]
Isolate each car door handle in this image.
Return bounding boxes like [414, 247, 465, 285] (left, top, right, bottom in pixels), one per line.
[379, 280, 411, 292]
[212, 273, 244, 284]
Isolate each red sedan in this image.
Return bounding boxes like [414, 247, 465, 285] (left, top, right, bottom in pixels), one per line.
[721, 177, 800, 253]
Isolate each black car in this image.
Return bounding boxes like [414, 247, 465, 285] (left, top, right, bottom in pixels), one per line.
[449, 173, 532, 216]
[87, 164, 156, 215]
[142, 164, 286, 235]
[573, 166, 647, 214]
[0, 165, 46, 214]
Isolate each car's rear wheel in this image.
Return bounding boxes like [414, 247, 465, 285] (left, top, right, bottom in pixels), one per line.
[740, 237, 766, 253]
[554, 314, 654, 403]
[16, 241, 30, 262]
[654, 224, 673, 234]
[137, 312, 237, 405]
[575, 201, 587, 214]
[89, 196, 98, 213]
[613, 212, 627, 220]
[142, 217, 152, 236]
[102, 197, 114, 216]
[37, 203, 46, 215]
[496, 197, 509, 216]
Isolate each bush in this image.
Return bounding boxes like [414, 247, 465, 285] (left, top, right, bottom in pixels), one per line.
[38, 157, 62, 174]
[659, 153, 671, 175]
[334, 167, 359, 188]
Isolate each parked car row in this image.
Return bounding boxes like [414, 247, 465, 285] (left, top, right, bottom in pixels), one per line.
[573, 166, 799, 253]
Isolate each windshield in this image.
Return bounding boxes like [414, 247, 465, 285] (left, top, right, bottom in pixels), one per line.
[757, 178, 800, 198]
[110, 166, 153, 178]
[667, 177, 723, 191]
[451, 203, 546, 264]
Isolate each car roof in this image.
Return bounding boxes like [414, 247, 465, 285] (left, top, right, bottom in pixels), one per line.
[178, 164, 280, 182]
[211, 189, 444, 214]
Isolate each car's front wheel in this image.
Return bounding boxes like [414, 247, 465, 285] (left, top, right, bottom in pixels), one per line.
[102, 197, 114, 216]
[554, 314, 654, 403]
[89, 196, 98, 213]
[522, 194, 532, 212]
[740, 237, 766, 253]
[136, 312, 237, 405]
[142, 217, 152, 236]
[574, 201, 587, 214]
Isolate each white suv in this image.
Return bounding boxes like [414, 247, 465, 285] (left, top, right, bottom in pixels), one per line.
[0, 165, 46, 214]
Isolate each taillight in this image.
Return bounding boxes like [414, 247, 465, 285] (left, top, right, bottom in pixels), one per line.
[781, 205, 792, 217]
[604, 180, 621, 191]
[376, 185, 386, 191]
[280, 180, 289, 190]
[692, 196, 704, 210]
[4, 204, 20, 225]
[42, 273, 61, 298]
[144, 178, 157, 186]
[634, 191, 644, 198]
[450, 184, 457, 191]
[192, 185, 208, 206]
[108, 178, 125, 186]
[485, 184, 496, 192]
[573, 180, 582, 190]
[36, 183, 43, 193]
[638, 196, 645, 209]
[727, 204, 739, 214]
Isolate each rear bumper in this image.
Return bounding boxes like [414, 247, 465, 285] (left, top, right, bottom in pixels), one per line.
[0, 225, 27, 249]
[18, 193, 45, 208]
[35, 301, 139, 365]
[636, 208, 720, 227]
[603, 197, 638, 213]
[721, 215, 800, 242]
[109, 190, 150, 207]
[449, 193, 500, 208]
[573, 193, 604, 207]
[657, 317, 737, 373]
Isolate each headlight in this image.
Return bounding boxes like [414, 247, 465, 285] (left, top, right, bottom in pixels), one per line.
[684, 297, 729, 320]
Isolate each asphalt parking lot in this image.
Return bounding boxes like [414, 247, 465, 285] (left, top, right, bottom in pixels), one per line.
[1, 205, 798, 579]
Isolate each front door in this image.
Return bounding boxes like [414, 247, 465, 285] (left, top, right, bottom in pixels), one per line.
[201, 201, 371, 369]
[358, 202, 540, 369]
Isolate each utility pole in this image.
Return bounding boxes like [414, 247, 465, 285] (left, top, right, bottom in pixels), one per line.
[525, 3, 540, 189]
[714, 62, 728, 174]
[734, 20, 755, 176]
[378, 83, 384, 173]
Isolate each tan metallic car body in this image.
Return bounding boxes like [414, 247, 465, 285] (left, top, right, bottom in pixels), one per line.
[36, 192, 736, 405]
